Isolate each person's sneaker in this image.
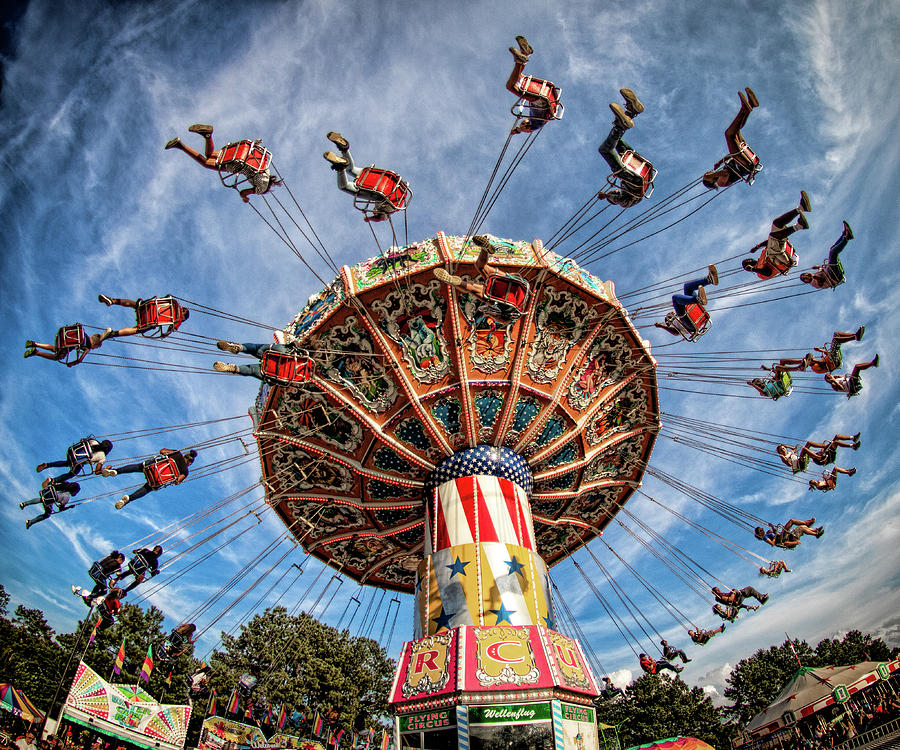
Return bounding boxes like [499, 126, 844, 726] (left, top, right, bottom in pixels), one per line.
[165, 137, 181, 150]
[799, 190, 812, 212]
[509, 47, 528, 64]
[433, 268, 462, 287]
[90, 595, 105, 607]
[684, 657, 692, 663]
[696, 286, 708, 305]
[815, 527, 825, 538]
[100, 327, 115, 341]
[115, 495, 130, 510]
[36, 462, 48, 473]
[217, 340, 243, 353]
[738, 90, 749, 111]
[609, 102, 634, 130]
[847, 467, 857, 476]
[707, 264, 719, 285]
[852, 441, 861, 450]
[758, 593, 769, 604]
[188, 124, 213, 136]
[472, 234, 493, 249]
[98, 294, 114, 306]
[620, 88, 644, 117]
[745, 87, 759, 107]
[797, 211, 810, 230]
[805, 517, 816, 525]
[855, 325, 865, 341]
[25, 519, 33, 530]
[19, 501, 26, 509]
[71, 585, 82, 596]
[101, 467, 117, 477]
[214, 361, 239, 373]
[853, 431, 861, 442]
[873, 354, 880, 367]
[842, 220, 853, 240]
[323, 151, 349, 170]
[515, 35, 533, 55]
[24, 348, 36, 359]
[674, 665, 684, 673]
[326, 131, 349, 151]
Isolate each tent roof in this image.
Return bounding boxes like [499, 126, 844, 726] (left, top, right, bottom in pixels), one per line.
[746, 662, 884, 733]
[0, 683, 46, 723]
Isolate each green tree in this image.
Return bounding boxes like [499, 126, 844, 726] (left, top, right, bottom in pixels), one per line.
[596, 674, 733, 748]
[0, 604, 66, 708]
[812, 630, 894, 666]
[209, 607, 395, 735]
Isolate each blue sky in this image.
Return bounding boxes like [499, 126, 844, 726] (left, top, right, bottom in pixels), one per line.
[1, 0, 898, 705]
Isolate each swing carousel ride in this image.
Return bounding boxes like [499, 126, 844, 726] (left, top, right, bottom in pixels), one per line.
[18, 31, 880, 750]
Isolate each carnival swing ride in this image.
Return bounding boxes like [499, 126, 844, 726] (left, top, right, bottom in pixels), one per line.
[23, 35, 875, 747]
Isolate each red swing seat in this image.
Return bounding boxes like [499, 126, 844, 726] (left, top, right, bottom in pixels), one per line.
[607, 150, 657, 200]
[353, 167, 412, 216]
[755, 239, 797, 277]
[216, 140, 272, 191]
[484, 274, 530, 314]
[259, 350, 314, 387]
[136, 296, 189, 338]
[666, 303, 711, 342]
[54, 324, 93, 367]
[142, 455, 181, 489]
[511, 75, 565, 121]
[724, 141, 762, 185]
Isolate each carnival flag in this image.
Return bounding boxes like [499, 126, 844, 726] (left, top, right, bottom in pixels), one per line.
[263, 703, 272, 725]
[277, 704, 287, 729]
[88, 617, 101, 645]
[312, 711, 323, 736]
[227, 688, 239, 715]
[334, 729, 344, 747]
[139, 645, 153, 683]
[379, 729, 389, 750]
[207, 690, 218, 717]
[113, 640, 126, 675]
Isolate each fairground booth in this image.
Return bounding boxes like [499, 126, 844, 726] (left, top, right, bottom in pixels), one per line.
[733, 659, 900, 748]
[60, 662, 191, 750]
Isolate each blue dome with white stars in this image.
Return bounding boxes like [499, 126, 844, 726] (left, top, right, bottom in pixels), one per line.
[425, 445, 533, 496]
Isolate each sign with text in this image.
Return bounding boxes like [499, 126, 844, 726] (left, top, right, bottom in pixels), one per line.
[468, 702, 551, 725]
[398, 709, 456, 733]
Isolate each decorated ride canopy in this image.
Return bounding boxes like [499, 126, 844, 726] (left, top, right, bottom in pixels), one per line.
[62, 662, 191, 750]
[253, 233, 659, 592]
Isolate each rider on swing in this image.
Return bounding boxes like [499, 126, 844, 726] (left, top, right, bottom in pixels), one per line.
[596, 88, 649, 207]
[654, 265, 719, 337]
[505, 36, 561, 135]
[20, 479, 80, 529]
[741, 192, 811, 279]
[702, 88, 761, 189]
[36, 437, 115, 481]
[97, 294, 190, 339]
[433, 235, 530, 320]
[110, 449, 197, 509]
[322, 132, 407, 223]
[165, 124, 280, 202]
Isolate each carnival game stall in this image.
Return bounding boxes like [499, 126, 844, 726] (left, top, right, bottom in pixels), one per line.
[60, 662, 191, 750]
[735, 659, 900, 748]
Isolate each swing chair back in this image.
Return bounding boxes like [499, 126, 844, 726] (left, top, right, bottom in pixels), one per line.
[136, 296, 189, 339]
